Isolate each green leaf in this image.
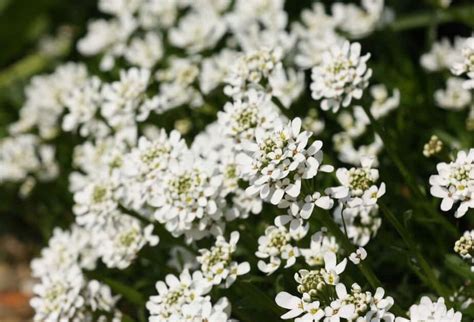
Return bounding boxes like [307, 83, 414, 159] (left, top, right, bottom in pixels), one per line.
[444, 255, 474, 280]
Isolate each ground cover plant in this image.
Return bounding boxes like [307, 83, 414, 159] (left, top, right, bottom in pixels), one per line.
[0, 0, 473, 321]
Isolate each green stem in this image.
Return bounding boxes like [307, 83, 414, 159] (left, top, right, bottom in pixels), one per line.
[380, 204, 449, 297]
[0, 32, 72, 89]
[360, 105, 458, 237]
[317, 210, 406, 317]
[389, 4, 474, 31]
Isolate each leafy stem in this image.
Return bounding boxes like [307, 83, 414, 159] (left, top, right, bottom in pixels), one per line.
[388, 4, 474, 31]
[360, 104, 458, 237]
[379, 203, 450, 297]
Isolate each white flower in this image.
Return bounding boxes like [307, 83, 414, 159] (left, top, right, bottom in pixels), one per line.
[452, 36, 474, 89]
[218, 89, 282, 144]
[238, 117, 333, 206]
[336, 283, 394, 321]
[300, 231, 339, 266]
[0, 134, 58, 184]
[31, 225, 99, 278]
[292, 3, 341, 69]
[269, 67, 305, 108]
[310, 41, 372, 112]
[429, 149, 474, 218]
[369, 84, 400, 119]
[101, 68, 151, 127]
[322, 252, 347, 285]
[435, 77, 472, 111]
[156, 57, 203, 110]
[200, 49, 240, 94]
[30, 266, 120, 322]
[197, 231, 250, 288]
[326, 156, 381, 200]
[169, 9, 226, 53]
[275, 292, 306, 320]
[302, 108, 325, 136]
[349, 247, 367, 265]
[73, 175, 119, 227]
[62, 76, 103, 136]
[180, 296, 232, 322]
[9, 63, 89, 139]
[146, 269, 214, 321]
[256, 223, 301, 275]
[420, 37, 464, 72]
[324, 299, 355, 321]
[395, 296, 462, 322]
[95, 216, 159, 269]
[149, 160, 227, 242]
[120, 130, 188, 209]
[298, 301, 325, 321]
[224, 47, 283, 98]
[332, 0, 385, 39]
[124, 32, 163, 68]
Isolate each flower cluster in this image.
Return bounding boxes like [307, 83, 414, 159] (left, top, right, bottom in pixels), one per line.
[275, 252, 396, 321]
[452, 36, 474, 90]
[310, 41, 372, 112]
[423, 135, 443, 158]
[331, 84, 399, 166]
[197, 231, 250, 287]
[30, 225, 121, 321]
[327, 156, 385, 246]
[429, 149, 474, 218]
[454, 230, 474, 271]
[238, 118, 333, 207]
[0, 134, 58, 193]
[146, 269, 231, 321]
[256, 222, 307, 275]
[395, 296, 462, 322]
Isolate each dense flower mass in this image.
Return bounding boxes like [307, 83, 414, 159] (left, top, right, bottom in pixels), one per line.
[0, 0, 472, 321]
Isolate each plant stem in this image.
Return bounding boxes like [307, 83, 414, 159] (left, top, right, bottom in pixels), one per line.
[317, 210, 406, 317]
[389, 4, 474, 31]
[379, 204, 450, 297]
[360, 105, 458, 237]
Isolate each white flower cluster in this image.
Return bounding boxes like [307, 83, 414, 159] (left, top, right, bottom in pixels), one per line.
[197, 231, 250, 288]
[238, 118, 333, 207]
[420, 37, 466, 72]
[332, 84, 399, 166]
[311, 41, 372, 112]
[292, 1, 385, 70]
[327, 156, 385, 246]
[30, 225, 121, 322]
[452, 36, 474, 90]
[429, 149, 474, 218]
[256, 222, 304, 275]
[275, 252, 396, 321]
[395, 296, 462, 322]
[9, 63, 89, 139]
[435, 77, 472, 111]
[146, 269, 232, 322]
[0, 134, 57, 189]
[301, 231, 340, 267]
